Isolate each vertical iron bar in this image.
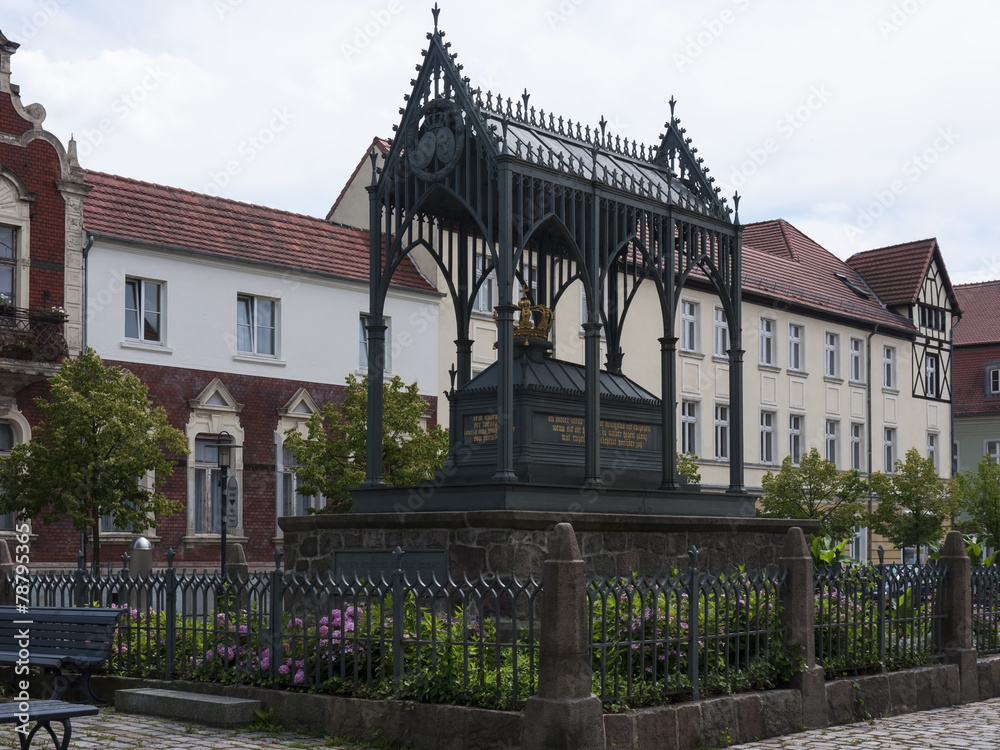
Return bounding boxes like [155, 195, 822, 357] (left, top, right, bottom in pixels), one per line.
[164, 549, 176, 680]
[687, 546, 699, 700]
[392, 547, 405, 689]
[270, 549, 283, 682]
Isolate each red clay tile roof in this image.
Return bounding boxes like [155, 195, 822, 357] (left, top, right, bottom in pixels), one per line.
[325, 136, 391, 222]
[952, 345, 1000, 416]
[82, 169, 435, 293]
[740, 220, 914, 334]
[845, 239, 939, 307]
[954, 281, 1000, 347]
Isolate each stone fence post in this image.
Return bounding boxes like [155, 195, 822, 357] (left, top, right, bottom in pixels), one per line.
[523, 522, 605, 750]
[779, 527, 826, 729]
[938, 529, 976, 702]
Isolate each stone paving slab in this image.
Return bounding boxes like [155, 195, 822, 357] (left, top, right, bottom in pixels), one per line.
[730, 697, 1000, 749]
[0, 708, 380, 750]
[3, 699, 1000, 749]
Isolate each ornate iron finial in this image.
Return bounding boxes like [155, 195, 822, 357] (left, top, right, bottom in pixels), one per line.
[669, 95, 677, 120]
[733, 192, 741, 223]
[448, 363, 457, 391]
[369, 148, 379, 187]
[598, 116, 607, 146]
[432, 2, 441, 32]
[521, 88, 530, 113]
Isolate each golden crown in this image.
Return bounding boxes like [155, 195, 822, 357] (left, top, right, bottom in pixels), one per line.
[514, 287, 553, 340]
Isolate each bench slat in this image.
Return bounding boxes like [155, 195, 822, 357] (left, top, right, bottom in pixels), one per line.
[0, 700, 98, 722]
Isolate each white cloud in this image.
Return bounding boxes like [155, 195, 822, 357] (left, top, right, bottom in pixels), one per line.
[3, 0, 997, 280]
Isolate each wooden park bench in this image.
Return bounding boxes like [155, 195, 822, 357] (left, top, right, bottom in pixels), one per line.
[0, 606, 122, 705]
[0, 700, 98, 750]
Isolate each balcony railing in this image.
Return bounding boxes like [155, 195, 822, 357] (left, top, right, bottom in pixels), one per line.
[0, 304, 68, 362]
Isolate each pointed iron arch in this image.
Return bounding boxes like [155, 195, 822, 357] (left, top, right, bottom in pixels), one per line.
[364, 10, 746, 497]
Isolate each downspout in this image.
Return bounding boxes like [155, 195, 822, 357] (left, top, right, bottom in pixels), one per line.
[866, 323, 880, 562]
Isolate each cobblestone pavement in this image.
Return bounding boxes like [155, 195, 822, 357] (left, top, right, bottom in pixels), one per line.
[3, 700, 1000, 749]
[730, 697, 1000, 749]
[0, 709, 379, 750]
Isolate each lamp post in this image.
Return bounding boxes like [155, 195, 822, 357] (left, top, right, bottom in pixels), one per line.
[214, 431, 241, 579]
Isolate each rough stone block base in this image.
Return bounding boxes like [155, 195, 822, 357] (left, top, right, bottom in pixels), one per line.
[523, 695, 605, 750]
[791, 666, 827, 729]
[115, 687, 260, 728]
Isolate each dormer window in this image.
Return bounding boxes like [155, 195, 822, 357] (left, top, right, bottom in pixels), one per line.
[835, 272, 870, 300]
[989, 367, 1000, 396]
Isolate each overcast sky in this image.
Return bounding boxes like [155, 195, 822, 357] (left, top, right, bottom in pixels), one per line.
[5, 0, 997, 283]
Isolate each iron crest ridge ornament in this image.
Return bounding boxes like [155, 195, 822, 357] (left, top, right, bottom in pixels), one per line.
[406, 97, 465, 181]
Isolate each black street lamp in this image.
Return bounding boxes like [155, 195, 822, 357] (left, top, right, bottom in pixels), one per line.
[213, 431, 241, 578]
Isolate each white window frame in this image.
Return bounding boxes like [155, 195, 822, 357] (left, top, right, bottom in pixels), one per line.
[825, 420, 838, 466]
[760, 411, 775, 465]
[280, 444, 321, 517]
[125, 277, 163, 344]
[0, 226, 16, 310]
[0, 421, 17, 531]
[989, 367, 1000, 396]
[925, 353, 939, 398]
[788, 323, 804, 372]
[359, 314, 392, 373]
[759, 317, 775, 367]
[851, 527, 869, 563]
[883, 345, 896, 390]
[824, 332, 839, 378]
[713, 308, 729, 358]
[789, 414, 803, 466]
[473, 252, 497, 314]
[714, 404, 729, 460]
[680, 301, 698, 353]
[681, 400, 698, 456]
[987, 440, 1000, 464]
[849, 338, 864, 383]
[927, 432, 938, 472]
[850, 423, 864, 472]
[194, 435, 225, 534]
[237, 294, 277, 356]
[885, 428, 896, 472]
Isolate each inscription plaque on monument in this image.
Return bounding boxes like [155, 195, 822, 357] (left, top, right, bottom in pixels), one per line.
[334, 550, 448, 581]
[536, 413, 654, 451]
[462, 413, 498, 444]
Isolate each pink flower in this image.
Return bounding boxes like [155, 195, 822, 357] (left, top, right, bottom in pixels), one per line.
[278, 664, 290, 675]
[293, 669, 305, 685]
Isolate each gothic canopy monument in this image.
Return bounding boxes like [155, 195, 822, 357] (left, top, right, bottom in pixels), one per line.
[354, 7, 751, 516]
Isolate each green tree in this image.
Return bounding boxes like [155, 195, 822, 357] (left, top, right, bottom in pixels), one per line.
[758, 448, 868, 542]
[283, 373, 448, 512]
[956, 455, 1000, 550]
[0, 348, 187, 567]
[676, 452, 701, 485]
[868, 447, 955, 556]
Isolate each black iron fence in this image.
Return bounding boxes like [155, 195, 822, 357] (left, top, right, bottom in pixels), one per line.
[972, 561, 1000, 655]
[814, 549, 947, 676]
[12, 549, 542, 708]
[8, 545, 991, 707]
[588, 547, 788, 703]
